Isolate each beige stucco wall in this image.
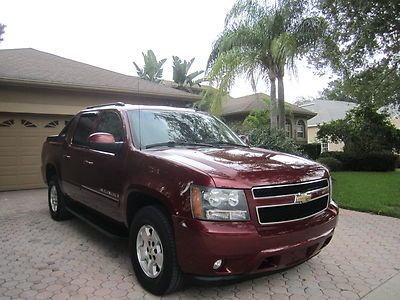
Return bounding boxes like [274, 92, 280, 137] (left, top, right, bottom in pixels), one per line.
[308, 126, 344, 152]
[392, 116, 400, 129]
[0, 85, 193, 116]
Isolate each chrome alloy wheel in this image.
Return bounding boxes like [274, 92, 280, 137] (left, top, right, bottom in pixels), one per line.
[136, 225, 164, 278]
[50, 185, 58, 212]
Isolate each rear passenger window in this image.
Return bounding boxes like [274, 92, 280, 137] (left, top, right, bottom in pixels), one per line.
[72, 113, 97, 146]
[97, 111, 124, 142]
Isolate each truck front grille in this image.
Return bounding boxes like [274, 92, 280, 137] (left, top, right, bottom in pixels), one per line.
[256, 195, 329, 224]
[253, 179, 330, 224]
[252, 179, 328, 199]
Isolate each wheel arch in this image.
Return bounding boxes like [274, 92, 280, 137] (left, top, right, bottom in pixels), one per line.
[125, 189, 174, 229]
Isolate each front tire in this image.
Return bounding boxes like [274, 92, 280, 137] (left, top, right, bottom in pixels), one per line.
[129, 206, 184, 295]
[48, 177, 72, 221]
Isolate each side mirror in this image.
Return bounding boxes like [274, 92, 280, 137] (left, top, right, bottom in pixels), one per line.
[88, 132, 123, 153]
[239, 134, 250, 145]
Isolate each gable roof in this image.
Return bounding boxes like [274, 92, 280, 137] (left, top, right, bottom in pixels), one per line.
[0, 48, 199, 101]
[221, 93, 316, 118]
[300, 100, 357, 126]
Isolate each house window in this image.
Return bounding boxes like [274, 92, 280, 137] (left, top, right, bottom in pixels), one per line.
[285, 119, 292, 138]
[321, 142, 329, 153]
[296, 120, 305, 138]
[0, 119, 14, 127]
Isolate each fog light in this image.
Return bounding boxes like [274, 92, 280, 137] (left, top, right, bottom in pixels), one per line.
[213, 259, 223, 270]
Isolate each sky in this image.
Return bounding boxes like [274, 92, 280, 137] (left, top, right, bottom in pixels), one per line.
[0, 0, 333, 103]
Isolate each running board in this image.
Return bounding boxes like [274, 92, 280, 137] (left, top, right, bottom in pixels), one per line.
[65, 205, 128, 240]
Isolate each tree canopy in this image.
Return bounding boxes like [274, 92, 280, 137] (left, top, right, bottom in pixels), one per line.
[311, 0, 400, 107]
[133, 50, 166, 83]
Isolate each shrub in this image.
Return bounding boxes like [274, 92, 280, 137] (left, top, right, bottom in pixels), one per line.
[247, 127, 302, 156]
[299, 143, 321, 160]
[317, 157, 343, 171]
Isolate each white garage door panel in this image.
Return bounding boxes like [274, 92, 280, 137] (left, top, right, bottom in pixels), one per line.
[0, 114, 71, 191]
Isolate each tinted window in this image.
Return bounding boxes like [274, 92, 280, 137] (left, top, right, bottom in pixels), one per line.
[97, 111, 124, 142]
[59, 117, 74, 137]
[72, 113, 97, 146]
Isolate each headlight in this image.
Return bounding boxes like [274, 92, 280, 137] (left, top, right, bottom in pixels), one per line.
[190, 185, 249, 221]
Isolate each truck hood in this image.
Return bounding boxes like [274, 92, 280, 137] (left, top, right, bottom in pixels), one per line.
[147, 147, 328, 189]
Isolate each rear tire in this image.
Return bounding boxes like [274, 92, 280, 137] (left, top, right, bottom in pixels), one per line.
[129, 206, 184, 295]
[48, 177, 72, 221]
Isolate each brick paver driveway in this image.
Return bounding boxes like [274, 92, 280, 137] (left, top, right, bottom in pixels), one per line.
[1, 189, 399, 300]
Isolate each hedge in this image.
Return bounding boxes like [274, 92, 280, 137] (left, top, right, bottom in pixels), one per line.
[319, 151, 397, 172]
[317, 157, 343, 171]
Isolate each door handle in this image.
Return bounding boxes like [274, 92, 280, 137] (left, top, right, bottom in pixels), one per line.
[63, 154, 71, 159]
[83, 160, 94, 165]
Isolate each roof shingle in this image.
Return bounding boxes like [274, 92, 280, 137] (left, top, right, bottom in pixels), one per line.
[0, 48, 199, 101]
[221, 93, 316, 118]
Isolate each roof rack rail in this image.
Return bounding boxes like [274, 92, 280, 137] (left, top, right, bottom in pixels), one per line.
[86, 102, 125, 109]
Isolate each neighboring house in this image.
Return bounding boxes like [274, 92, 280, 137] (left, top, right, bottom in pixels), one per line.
[385, 104, 400, 129]
[0, 48, 200, 191]
[221, 93, 316, 144]
[300, 100, 357, 152]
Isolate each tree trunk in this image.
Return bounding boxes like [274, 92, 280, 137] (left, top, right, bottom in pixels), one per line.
[277, 75, 285, 130]
[269, 75, 278, 129]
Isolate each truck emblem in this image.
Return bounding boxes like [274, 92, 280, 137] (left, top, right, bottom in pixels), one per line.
[295, 193, 312, 204]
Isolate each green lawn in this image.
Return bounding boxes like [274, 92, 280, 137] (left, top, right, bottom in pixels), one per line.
[331, 170, 400, 218]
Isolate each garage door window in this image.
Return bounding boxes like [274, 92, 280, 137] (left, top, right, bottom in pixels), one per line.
[72, 114, 97, 147]
[45, 120, 59, 128]
[21, 119, 37, 128]
[0, 119, 14, 127]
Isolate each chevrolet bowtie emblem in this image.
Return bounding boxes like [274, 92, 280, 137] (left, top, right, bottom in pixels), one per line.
[295, 193, 312, 204]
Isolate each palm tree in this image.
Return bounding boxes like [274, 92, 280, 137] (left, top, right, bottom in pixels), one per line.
[0, 24, 6, 43]
[207, 0, 326, 129]
[172, 56, 204, 89]
[133, 50, 167, 83]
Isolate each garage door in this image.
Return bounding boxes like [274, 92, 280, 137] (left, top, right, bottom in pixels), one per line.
[0, 113, 72, 191]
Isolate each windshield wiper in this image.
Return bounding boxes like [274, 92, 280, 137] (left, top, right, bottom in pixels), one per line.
[145, 141, 215, 149]
[210, 142, 250, 148]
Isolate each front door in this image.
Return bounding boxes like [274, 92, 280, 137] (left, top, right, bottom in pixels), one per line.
[80, 110, 126, 221]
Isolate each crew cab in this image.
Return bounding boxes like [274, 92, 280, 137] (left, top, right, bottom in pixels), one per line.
[41, 102, 338, 295]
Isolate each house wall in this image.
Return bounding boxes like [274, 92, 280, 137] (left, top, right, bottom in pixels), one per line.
[392, 116, 400, 129]
[308, 126, 344, 152]
[0, 85, 192, 116]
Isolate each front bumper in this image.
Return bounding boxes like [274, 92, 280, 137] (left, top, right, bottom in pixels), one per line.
[173, 204, 338, 276]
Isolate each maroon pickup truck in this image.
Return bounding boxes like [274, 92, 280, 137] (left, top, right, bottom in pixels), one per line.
[41, 102, 338, 295]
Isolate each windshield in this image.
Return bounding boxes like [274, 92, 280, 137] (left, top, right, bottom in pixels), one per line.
[128, 109, 246, 149]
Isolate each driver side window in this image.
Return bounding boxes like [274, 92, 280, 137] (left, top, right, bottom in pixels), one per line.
[72, 113, 97, 147]
[97, 111, 124, 142]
